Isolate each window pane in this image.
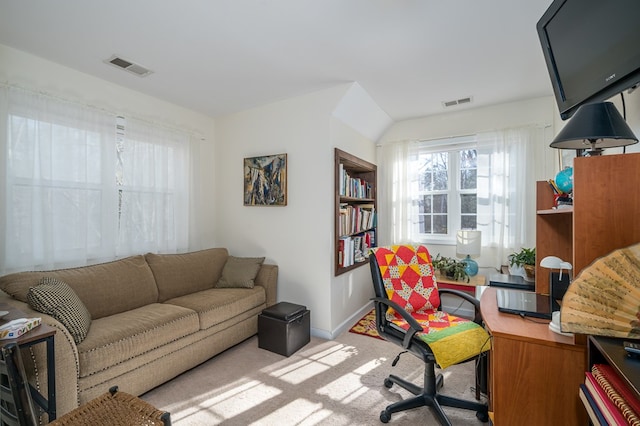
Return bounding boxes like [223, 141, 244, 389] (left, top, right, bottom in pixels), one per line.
[433, 214, 448, 234]
[433, 194, 447, 214]
[434, 170, 448, 190]
[460, 169, 477, 190]
[461, 194, 477, 214]
[419, 195, 432, 214]
[419, 171, 432, 192]
[461, 215, 476, 229]
[460, 149, 477, 169]
[419, 215, 431, 233]
[460, 149, 477, 190]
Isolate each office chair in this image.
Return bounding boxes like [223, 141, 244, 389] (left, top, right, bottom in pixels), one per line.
[369, 245, 489, 425]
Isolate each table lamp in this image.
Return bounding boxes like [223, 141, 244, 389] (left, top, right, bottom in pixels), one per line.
[550, 101, 638, 156]
[540, 255, 573, 336]
[456, 230, 481, 277]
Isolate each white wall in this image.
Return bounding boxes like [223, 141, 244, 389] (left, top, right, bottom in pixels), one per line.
[214, 85, 349, 337]
[214, 84, 384, 338]
[0, 44, 219, 249]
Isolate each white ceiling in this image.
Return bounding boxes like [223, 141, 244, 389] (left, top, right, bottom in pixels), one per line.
[0, 0, 555, 122]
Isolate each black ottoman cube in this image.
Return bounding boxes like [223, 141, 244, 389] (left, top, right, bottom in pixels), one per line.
[258, 302, 310, 357]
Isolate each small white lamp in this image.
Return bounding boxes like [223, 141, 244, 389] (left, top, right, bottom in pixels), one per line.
[456, 230, 481, 277]
[540, 255, 573, 336]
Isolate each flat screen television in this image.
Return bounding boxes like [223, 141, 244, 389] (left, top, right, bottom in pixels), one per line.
[537, 0, 640, 120]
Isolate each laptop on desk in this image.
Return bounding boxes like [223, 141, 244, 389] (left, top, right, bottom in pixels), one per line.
[496, 289, 559, 320]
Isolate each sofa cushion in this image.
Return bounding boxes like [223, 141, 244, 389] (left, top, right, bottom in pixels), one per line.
[164, 286, 266, 330]
[145, 248, 229, 302]
[77, 303, 199, 378]
[0, 256, 159, 319]
[216, 256, 265, 289]
[27, 277, 92, 344]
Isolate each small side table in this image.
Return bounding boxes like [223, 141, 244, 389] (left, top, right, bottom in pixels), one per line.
[1, 304, 57, 421]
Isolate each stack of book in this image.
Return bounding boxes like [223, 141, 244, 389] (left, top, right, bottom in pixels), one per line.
[338, 204, 376, 236]
[579, 364, 640, 425]
[338, 164, 373, 199]
[338, 230, 376, 268]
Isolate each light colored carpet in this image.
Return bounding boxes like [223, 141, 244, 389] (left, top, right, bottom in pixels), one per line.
[142, 331, 487, 425]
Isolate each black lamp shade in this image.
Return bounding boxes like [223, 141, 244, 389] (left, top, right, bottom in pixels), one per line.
[550, 102, 638, 150]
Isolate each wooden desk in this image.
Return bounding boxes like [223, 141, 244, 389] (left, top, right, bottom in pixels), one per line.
[480, 287, 587, 425]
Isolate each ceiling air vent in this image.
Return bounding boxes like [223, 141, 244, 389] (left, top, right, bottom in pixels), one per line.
[442, 96, 473, 108]
[104, 55, 153, 77]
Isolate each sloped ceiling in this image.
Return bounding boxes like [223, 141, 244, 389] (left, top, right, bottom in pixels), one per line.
[0, 0, 554, 121]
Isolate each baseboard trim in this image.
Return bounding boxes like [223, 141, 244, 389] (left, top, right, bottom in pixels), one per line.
[311, 301, 374, 340]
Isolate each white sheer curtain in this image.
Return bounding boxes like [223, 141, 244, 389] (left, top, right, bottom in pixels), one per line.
[377, 140, 414, 246]
[0, 86, 194, 274]
[476, 127, 541, 269]
[378, 125, 549, 268]
[116, 117, 191, 255]
[0, 86, 118, 272]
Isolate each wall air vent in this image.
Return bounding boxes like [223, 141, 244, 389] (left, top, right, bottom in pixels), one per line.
[104, 55, 153, 77]
[442, 96, 473, 108]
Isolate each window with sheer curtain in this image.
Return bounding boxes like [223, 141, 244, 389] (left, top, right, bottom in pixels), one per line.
[0, 86, 192, 273]
[377, 126, 548, 269]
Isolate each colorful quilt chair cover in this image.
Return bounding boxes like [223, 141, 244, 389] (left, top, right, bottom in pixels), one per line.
[369, 244, 490, 425]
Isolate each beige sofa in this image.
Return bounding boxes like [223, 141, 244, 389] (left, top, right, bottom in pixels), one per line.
[0, 248, 277, 420]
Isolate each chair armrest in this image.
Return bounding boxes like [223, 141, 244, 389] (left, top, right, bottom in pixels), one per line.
[371, 297, 423, 349]
[438, 288, 482, 324]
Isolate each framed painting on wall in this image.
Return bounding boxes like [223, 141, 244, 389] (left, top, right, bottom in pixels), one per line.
[243, 153, 287, 206]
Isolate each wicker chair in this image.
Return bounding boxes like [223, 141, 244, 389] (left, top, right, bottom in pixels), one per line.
[49, 387, 170, 426]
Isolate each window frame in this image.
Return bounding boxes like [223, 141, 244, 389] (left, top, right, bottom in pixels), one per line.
[412, 136, 477, 245]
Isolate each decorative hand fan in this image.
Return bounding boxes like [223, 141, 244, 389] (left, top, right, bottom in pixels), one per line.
[561, 242, 640, 338]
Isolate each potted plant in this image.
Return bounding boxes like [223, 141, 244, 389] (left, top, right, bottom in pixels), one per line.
[432, 254, 470, 283]
[508, 247, 536, 279]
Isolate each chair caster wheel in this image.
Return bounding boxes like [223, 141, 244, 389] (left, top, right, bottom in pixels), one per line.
[380, 410, 391, 423]
[476, 410, 489, 422]
[383, 378, 393, 388]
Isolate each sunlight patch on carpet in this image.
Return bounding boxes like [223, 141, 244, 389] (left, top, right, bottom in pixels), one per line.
[249, 399, 333, 426]
[317, 372, 370, 403]
[202, 380, 281, 420]
[267, 343, 358, 385]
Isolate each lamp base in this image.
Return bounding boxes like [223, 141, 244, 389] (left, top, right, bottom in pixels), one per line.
[462, 255, 478, 277]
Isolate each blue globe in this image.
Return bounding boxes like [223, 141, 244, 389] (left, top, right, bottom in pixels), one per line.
[555, 167, 573, 193]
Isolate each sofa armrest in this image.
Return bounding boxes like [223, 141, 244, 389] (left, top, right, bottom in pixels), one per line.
[254, 264, 278, 307]
[0, 292, 82, 418]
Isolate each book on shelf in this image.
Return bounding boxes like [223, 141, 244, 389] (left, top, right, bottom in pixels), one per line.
[584, 372, 629, 425]
[338, 204, 376, 237]
[579, 384, 607, 426]
[591, 364, 640, 425]
[339, 167, 373, 199]
[337, 231, 377, 270]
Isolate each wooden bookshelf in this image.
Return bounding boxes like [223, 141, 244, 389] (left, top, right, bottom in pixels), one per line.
[334, 148, 377, 276]
[535, 152, 640, 295]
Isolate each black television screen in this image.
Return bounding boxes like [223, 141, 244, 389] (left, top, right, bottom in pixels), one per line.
[537, 0, 640, 120]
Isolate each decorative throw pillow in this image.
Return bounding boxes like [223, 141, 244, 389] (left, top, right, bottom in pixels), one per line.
[27, 277, 92, 344]
[216, 256, 265, 289]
